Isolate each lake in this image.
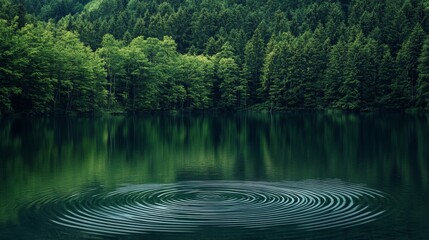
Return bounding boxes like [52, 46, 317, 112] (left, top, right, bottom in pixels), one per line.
[0, 113, 428, 239]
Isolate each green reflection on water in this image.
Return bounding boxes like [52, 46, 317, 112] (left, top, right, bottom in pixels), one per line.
[0, 113, 428, 238]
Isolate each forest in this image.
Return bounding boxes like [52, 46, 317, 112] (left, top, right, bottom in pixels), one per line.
[1, 0, 429, 114]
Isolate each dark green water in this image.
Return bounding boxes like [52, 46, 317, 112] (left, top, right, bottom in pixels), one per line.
[0, 113, 428, 240]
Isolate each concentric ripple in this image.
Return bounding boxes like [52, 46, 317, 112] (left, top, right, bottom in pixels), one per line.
[21, 180, 396, 237]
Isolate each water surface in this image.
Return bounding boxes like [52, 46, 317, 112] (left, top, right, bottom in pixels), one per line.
[0, 113, 428, 239]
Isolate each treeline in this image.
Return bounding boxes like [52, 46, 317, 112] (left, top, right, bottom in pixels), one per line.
[1, 0, 429, 114]
[0, 20, 106, 114]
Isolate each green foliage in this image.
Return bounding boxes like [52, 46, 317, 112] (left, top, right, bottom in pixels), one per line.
[377, 46, 396, 108]
[0, 20, 106, 114]
[1, 0, 429, 113]
[13, 23, 57, 114]
[417, 38, 429, 109]
[96, 34, 214, 112]
[261, 33, 292, 108]
[97, 34, 126, 111]
[324, 30, 382, 111]
[392, 24, 426, 109]
[324, 40, 347, 108]
[335, 35, 363, 111]
[218, 58, 247, 110]
[244, 28, 265, 105]
[262, 31, 329, 110]
[177, 55, 214, 109]
[0, 19, 21, 114]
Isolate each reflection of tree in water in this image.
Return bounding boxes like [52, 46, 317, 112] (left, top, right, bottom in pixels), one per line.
[0, 113, 428, 223]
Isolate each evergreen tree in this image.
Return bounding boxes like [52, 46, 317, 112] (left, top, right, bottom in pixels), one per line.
[359, 37, 379, 110]
[261, 33, 294, 108]
[228, 28, 247, 66]
[417, 38, 429, 109]
[133, 17, 146, 37]
[215, 41, 235, 60]
[243, 28, 265, 105]
[324, 40, 347, 108]
[393, 24, 426, 108]
[381, 0, 406, 52]
[334, 31, 376, 111]
[377, 45, 396, 108]
[204, 37, 218, 56]
[301, 29, 329, 109]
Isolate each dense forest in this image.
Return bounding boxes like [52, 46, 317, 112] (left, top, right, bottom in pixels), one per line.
[1, 0, 429, 114]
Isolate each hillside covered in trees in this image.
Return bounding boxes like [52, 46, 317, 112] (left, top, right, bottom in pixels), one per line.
[1, 0, 429, 114]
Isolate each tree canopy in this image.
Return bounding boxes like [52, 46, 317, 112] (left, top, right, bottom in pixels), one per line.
[1, 0, 429, 114]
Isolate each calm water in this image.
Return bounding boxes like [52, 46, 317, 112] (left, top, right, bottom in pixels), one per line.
[0, 113, 428, 240]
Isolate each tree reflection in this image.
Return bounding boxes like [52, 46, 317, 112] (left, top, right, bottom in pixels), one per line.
[0, 113, 428, 223]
